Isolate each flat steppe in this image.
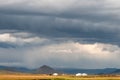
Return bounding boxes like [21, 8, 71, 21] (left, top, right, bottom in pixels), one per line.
[0, 74, 120, 80]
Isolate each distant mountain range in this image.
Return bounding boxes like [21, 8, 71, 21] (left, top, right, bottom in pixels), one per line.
[0, 65, 120, 75]
[0, 66, 30, 73]
[57, 68, 119, 74]
[0, 65, 61, 74]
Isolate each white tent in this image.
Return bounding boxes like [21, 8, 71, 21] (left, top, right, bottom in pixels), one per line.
[76, 73, 88, 76]
[53, 73, 58, 76]
[82, 73, 88, 76]
[76, 73, 82, 76]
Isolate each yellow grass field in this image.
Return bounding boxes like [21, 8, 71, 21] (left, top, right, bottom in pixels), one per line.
[1, 74, 120, 80]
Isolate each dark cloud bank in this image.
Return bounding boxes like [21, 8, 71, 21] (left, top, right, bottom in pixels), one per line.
[0, 0, 120, 69]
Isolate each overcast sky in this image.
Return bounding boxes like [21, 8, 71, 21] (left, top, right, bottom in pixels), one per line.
[0, 0, 120, 69]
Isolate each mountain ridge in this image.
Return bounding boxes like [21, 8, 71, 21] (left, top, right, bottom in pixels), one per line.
[0, 65, 120, 74]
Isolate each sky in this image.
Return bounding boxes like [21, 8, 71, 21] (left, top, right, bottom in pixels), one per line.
[0, 0, 120, 69]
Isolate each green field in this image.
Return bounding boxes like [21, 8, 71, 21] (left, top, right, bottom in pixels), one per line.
[0, 74, 120, 80]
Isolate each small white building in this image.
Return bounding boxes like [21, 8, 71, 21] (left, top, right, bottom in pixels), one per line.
[53, 73, 58, 76]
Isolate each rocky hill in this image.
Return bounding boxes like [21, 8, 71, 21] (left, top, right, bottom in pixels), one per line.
[35, 65, 60, 74]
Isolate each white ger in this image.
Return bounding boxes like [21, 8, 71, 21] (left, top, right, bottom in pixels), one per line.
[53, 73, 58, 76]
[76, 73, 88, 76]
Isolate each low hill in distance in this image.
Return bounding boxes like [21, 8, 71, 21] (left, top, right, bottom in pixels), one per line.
[0, 66, 30, 73]
[35, 65, 61, 74]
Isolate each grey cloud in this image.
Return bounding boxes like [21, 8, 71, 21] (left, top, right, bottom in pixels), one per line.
[0, 0, 120, 30]
[0, 0, 119, 21]
[0, 41, 120, 69]
[0, 32, 49, 48]
[0, 0, 120, 68]
[0, 14, 119, 45]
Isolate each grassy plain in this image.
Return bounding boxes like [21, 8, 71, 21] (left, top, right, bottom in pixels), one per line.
[0, 74, 120, 80]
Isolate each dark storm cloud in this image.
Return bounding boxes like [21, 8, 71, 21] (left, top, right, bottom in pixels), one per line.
[0, 14, 119, 44]
[0, 0, 119, 34]
[0, 0, 120, 68]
